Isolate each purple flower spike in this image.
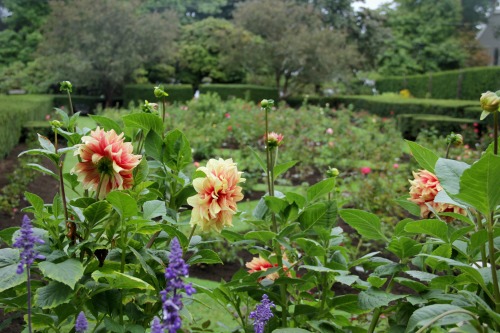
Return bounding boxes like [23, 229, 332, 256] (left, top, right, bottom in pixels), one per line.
[13, 215, 45, 274]
[151, 316, 163, 333]
[75, 311, 88, 333]
[249, 294, 275, 333]
[158, 237, 196, 333]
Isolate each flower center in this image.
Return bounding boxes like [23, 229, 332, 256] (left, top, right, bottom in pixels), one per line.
[97, 157, 113, 175]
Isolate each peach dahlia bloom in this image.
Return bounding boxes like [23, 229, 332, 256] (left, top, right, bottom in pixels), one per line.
[187, 158, 245, 232]
[246, 256, 279, 281]
[71, 127, 142, 199]
[408, 169, 466, 219]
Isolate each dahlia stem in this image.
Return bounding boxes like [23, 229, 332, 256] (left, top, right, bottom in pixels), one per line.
[367, 273, 397, 333]
[445, 142, 451, 159]
[58, 160, 74, 243]
[162, 96, 167, 133]
[494, 112, 498, 155]
[476, 212, 488, 268]
[487, 212, 500, 313]
[95, 176, 105, 201]
[185, 225, 197, 252]
[67, 90, 74, 117]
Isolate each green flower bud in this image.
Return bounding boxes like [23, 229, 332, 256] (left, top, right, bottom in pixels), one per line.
[260, 99, 274, 110]
[50, 120, 62, 128]
[154, 86, 168, 98]
[480, 91, 500, 113]
[326, 167, 339, 178]
[446, 132, 463, 147]
[59, 81, 72, 93]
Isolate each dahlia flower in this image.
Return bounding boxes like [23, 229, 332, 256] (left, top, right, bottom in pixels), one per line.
[187, 158, 245, 232]
[246, 256, 280, 281]
[266, 132, 284, 148]
[72, 127, 141, 199]
[408, 169, 466, 219]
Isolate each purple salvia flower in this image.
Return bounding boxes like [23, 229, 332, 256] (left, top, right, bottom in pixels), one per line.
[12, 215, 45, 274]
[159, 237, 196, 333]
[75, 311, 88, 333]
[151, 316, 163, 333]
[249, 294, 275, 333]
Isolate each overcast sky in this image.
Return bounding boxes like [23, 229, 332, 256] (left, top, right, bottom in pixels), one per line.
[353, 0, 392, 11]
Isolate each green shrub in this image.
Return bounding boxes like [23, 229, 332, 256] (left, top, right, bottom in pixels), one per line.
[376, 66, 500, 100]
[0, 95, 53, 159]
[123, 84, 194, 106]
[396, 114, 477, 140]
[199, 84, 279, 103]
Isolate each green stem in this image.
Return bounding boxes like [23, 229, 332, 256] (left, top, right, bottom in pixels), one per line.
[95, 175, 105, 200]
[494, 111, 498, 155]
[476, 212, 488, 268]
[445, 142, 452, 159]
[186, 225, 197, 250]
[487, 212, 500, 312]
[367, 274, 397, 333]
[27, 268, 32, 333]
[162, 96, 167, 133]
[67, 90, 74, 116]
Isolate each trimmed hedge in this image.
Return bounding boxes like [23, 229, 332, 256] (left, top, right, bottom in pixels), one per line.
[396, 114, 477, 140]
[199, 84, 279, 103]
[0, 95, 53, 159]
[376, 67, 500, 100]
[123, 84, 194, 106]
[53, 95, 105, 114]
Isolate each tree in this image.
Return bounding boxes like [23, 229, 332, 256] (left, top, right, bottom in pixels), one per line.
[142, 0, 229, 23]
[40, 0, 178, 105]
[0, 0, 50, 67]
[233, 0, 360, 97]
[176, 18, 250, 87]
[377, 0, 467, 75]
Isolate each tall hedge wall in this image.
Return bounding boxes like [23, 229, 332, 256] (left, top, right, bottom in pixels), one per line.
[123, 84, 194, 106]
[0, 95, 53, 159]
[376, 67, 500, 100]
[199, 84, 279, 103]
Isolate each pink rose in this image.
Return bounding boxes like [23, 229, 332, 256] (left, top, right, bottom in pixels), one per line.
[360, 167, 371, 175]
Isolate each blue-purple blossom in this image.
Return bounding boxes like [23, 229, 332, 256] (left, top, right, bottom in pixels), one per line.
[75, 311, 88, 333]
[158, 237, 196, 333]
[12, 215, 45, 274]
[150, 316, 163, 333]
[249, 294, 275, 333]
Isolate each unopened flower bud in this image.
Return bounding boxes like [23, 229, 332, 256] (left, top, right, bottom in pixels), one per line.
[266, 132, 283, 148]
[50, 120, 62, 128]
[480, 91, 500, 113]
[154, 86, 168, 98]
[326, 167, 339, 178]
[260, 99, 274, 110]
[446, 132, 463, 147]
[60, 81, 72, 93]
[141, 100, 158, 113]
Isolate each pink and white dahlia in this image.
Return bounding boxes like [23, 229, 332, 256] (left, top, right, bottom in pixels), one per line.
[246, 256, 279, 281]
[187, 158, 245, 232]
[408, 169, 465, 219]
[266, 132, 284, 148]
[71, 127, 142, 199]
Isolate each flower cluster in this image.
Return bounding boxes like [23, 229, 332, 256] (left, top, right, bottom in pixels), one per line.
[75, 311, 88, 333]
[249, 294, 275, 333]
[408, 169, 466, 219]
[154, 238, 195, 333]
[72, 127, 142, 199]
[187, 158, 245, 233]
[13, 215, 45, 274]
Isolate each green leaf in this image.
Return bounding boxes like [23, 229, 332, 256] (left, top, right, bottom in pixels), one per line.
[37, 134, 56, 153]
[248, 146, 267, 173]
[83, 201, 112, 226]
[435, 158, 470, 196]
[220, 229, 244, 242]
[406, 140, 439, 173]
[0, 228, 19, 247]
[19, 148, 59, 165]
[394, 277, 427, 293]
[163, 129, 192, 171]
[107, 191, 138, 218]
[144, 130, 163, 161]
[480, 110, 490, 120]
[264, 196, 288, 214]
[387, 237, 422, 259]
[244, 231, 276, 243]
[273, 161, 298, 181]
[187, 249, 223, 265]
[358, 288, 406, 310]
[455, 152, 500, 215]
[405, 270, 438, 282]
[367, 276, 387, 288]
[122, 113, 163, 135]
[26, 163, 57, 178]
[335, 275, 358, 286]
[133, 157, 149, 185]
[405, 304, 476, 333]
[272, 329, 313, 333]
[332, 294, 367, 314]
[339, 209, 387, 241]
[298, 203, 327, 231]
[0, 264, 25, 292]
[394, 196, 421, 217]
[92, 270, 154, 290]
[38, 259, 84, 289]
[24, 192, 45, 216]
[34, 281, 73, 309]
[306, 178, 335, 202]
[142, 200, 166, 220]
[404, 219, 449, 242]
[90, 115, 122, 133]
[294, 238, 325, 256]
[300, 265, 337, 273]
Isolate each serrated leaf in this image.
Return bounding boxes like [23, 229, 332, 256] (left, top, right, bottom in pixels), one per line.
[405, 304, 476, 333]
[90, 115, 122, 133]
[406, 140, 439, 173]
[123, 113, 163, 134]
[298, 202, 327, 231]
[295, 238, 325, 256]
[26, 163, 57, 178]
[244, 231, 276, 243]
[435, 158, 470, 197]
[38, 259, 84, 289]
[144, 130, 163, 161]
[83, 201, 112, 226]
[35, 281, 73, 309]
[107, 191, 138, 218]
[273, 161, 298, 180]
[339, 209, 387, 241]
[358, 288, 406, 310]
[307, 178, 335, 202]
[37, 134, 55, 153]
[388, 237, 422, 259]
[404, 219, 449, 242]
[163, 129, 192, 171]
[187, 249, 222, 265]
[394, 197, 421, 217]
[142, 200, 166, 219]
[0, 264, 25, 292]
